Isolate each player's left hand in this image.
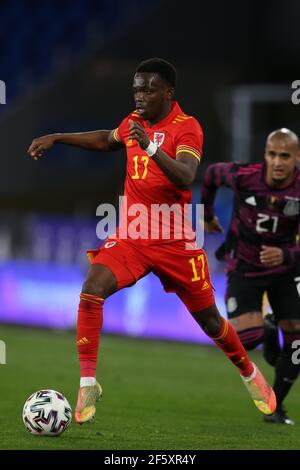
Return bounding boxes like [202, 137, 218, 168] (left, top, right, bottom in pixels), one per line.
[129, 120, 150, 149]
[260, 245, 284, 267]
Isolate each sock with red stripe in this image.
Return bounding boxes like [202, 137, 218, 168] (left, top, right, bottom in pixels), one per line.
[210, 317, 254, 377]
[77, 293, 104, 386]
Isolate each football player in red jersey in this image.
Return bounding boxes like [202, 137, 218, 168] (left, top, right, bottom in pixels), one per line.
[202, 128, 300, 424]
[28, 58, 276, 423]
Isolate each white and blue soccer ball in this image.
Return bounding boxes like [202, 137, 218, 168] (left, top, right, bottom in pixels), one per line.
[22, 389, 72, 436]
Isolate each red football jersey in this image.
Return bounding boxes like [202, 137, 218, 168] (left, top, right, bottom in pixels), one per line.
[113, 101, 203, 243]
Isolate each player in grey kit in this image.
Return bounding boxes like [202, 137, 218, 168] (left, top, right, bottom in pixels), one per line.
[201, 128, 300, 424]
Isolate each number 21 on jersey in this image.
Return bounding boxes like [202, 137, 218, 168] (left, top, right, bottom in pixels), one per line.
[256, 213, 279, 233]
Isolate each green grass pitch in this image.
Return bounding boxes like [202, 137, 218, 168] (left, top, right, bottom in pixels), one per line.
[0, 324, 300, 450]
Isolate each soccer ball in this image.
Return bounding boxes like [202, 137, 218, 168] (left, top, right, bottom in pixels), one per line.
[22, 389, 72, 436]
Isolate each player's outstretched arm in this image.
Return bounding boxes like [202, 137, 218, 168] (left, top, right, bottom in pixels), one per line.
[27, 129, 123, 160]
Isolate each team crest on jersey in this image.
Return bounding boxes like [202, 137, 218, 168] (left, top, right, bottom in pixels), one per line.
[283, 199, 300, 216]
[104, 241, 117, 249]
[153, 132, 165, 147]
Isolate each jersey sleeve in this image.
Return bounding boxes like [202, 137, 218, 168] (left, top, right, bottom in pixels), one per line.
[112, 116, 128, 144]
[174, 118, 203, 163]
[201, 163, 239, 221]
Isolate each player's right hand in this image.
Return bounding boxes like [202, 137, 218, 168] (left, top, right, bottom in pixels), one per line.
[27, 134, 56, 160]
[204, 216, 224, 233]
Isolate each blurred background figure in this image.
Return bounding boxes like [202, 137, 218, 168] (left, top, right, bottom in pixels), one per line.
[201, 129, 300, 424]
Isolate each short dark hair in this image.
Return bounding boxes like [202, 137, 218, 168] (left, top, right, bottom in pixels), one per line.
[135, 58, 176, 88]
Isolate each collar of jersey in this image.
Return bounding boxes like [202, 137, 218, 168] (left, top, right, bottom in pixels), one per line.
[141, 101, 182, 129]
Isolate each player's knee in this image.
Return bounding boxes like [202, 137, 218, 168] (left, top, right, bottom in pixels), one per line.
[237, 326, 264, 350]
[192, 304, 222, 337]
[82, 265, 117, 299]
[82, 278, 104, 297]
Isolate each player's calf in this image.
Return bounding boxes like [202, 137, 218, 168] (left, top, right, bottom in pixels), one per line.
[192, 304, 223, 337]
[192, 306, 254, 377]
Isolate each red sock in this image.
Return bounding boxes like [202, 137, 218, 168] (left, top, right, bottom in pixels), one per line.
[77, 293, 104, 378]
[211, 317, 254, 377]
